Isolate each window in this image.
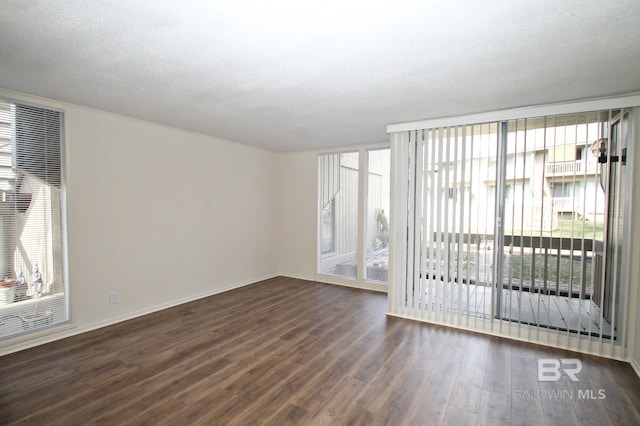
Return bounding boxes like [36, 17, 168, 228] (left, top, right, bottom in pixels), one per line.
[505, 182, 532, 202]
[366, 149, 390, 283]
[0, 101, 67, 339]
[318, 149, 390, 284]
[320, 198, 335, 254]
[447, 187, 457, 199]
[551, 182, 581, 198]
[389, 107, 633, 359]
[318, 152, 359, 278]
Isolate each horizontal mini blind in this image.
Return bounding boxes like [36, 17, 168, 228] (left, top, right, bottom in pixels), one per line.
[389, 108, 634, 359]
[0, 101, 67, 339]
[15, 105, 62, 189]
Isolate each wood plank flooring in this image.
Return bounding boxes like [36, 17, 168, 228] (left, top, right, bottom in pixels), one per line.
[1, 276, 638, 425]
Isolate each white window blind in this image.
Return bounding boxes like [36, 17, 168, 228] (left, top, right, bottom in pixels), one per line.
[0, 101, 67, 339]
[389, 107, 635, 359]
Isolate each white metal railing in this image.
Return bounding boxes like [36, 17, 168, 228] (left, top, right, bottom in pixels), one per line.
[551, 197, 581, 212]
[546, 160, 598, 176]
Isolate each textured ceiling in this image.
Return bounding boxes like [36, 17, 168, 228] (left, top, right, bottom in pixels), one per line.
[1, 0, 639, 151]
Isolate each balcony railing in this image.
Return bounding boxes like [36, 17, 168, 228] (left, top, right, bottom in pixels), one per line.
[427, 232, 605, 303]
[551, 197, 581, 213]
[546, 160, 598, 176]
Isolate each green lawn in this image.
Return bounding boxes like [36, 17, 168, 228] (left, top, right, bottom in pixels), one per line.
[505, 252, 595, 295]
[509, 217, 605, 241]
[423, 217, 605, 295]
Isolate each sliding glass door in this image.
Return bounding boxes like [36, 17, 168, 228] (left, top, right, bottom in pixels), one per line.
[497, 113, 625, 341]
[389, 107, 634, 357]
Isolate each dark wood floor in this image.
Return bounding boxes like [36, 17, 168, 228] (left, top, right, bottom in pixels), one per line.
[1, 276, 639, 425]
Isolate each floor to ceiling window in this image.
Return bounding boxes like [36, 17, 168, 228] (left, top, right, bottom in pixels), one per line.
[318, 148, 390, 284]
[366, 149, 390, 283]
[389, 103, 637, 359]
[318, 152, 359, 279]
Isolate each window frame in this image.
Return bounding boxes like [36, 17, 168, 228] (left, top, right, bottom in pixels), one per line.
[0, 98, 68, 341]
[317, 146, 390, 289]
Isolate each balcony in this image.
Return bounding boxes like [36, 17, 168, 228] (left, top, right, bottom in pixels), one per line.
[545, 160, 598, 176]
[551, 196, 580, 213]
[418, 231, 613, 338]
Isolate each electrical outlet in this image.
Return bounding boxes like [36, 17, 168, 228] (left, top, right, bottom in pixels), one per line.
[224, 268, 232, 280]
[109, 291, 120, 305]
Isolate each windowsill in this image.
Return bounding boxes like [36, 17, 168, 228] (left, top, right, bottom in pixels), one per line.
[0, 292, 64, 316]
[0, 292, 67, 343]
[320, 252, 336, 259]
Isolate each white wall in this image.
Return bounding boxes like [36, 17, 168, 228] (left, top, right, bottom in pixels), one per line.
[278, 151, 318, 281]
[0, 88, 280, 355]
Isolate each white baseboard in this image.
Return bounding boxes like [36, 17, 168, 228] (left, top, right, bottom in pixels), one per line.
[278, 272, 389, 293]
[0, 274, 277, 357]
[312, 274, 388, 293]
[277, 268, 390, 293]
[277, 273, 315, 282]
[631, 357, 640, 379]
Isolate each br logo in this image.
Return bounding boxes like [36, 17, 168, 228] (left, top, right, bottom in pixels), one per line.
[538, 358, 582, 382]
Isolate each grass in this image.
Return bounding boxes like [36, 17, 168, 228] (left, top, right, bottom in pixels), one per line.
[421, 217, 606, 296]
[511, 217, 605, 241]
[505, 253, 595, 295]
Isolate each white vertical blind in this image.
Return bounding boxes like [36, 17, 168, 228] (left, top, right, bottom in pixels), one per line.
[389, 108, 634, 359]
[0, 101, 67, 339]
